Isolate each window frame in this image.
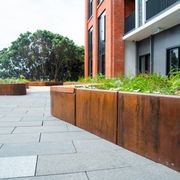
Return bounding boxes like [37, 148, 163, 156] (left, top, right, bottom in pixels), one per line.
[166, 46, 180, 74]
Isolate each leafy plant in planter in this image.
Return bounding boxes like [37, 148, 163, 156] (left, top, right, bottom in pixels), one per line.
[78, 72, 180, 95]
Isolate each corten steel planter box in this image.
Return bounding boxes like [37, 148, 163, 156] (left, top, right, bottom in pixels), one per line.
[28, 81, 63, 86]
[50, 86, 180, 171]
[50, 86, 76, 125]
[117, 92, 180, 171]
[0, 83, 26, 95]
[76, 89, 118, 143]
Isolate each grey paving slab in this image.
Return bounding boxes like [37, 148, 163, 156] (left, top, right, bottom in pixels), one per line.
[73, 139, 122, 153]
[0, 127, 15, 134]
[37, 151, 135, 176]
[0, 156, 37, 179]
[0, 121, 42, 127]
[13, 126, 68, 134]
[8, 173, 88, 180]
[43, 116, 61, 121]
[0, 142, 76, 157]
[0, 133, 40, 144]
[43, 120, 67, 126]
[87, 163, 180, 180]
[67, 124, 86, 132]
[0, 117, 22, 121]
[21, 117, 45, 121]
[41, 131, 100, 142]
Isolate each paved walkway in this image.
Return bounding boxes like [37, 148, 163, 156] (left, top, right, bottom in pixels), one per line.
[0, 87, 179, 180]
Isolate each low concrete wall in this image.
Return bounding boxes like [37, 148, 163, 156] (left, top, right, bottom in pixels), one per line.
[50, 87, 180, 171]
[0, 84, 26, 95]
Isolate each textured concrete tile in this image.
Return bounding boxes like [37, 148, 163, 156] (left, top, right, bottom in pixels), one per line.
[0, 142, 75, 157]
[0, 156, 37, 179]
[13, 126, 68, 134]
[9, 173, 88, 180]
[41, 131, 100, 142]
[87, 164, 180, 180]
[0, 133, 40, 144]
[67, 124, 87, 132]
[0, 127, 15, 134]
[37, 152, 131, 175]
[0, 117, 22, 121]
[73, 139, 122, 153]
[0, 121, 42, 127]
[21, 117, 45, 121]
[43, 116, 60, 121]
[43, 120, 67, 126]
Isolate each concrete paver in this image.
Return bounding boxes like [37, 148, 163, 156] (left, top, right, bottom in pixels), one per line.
[0, 127, 15, 134]
[87, 164, 180, 180]
[36, 152, 130, 175]
[0, 156, 37, 179]
[13, 125, 68, 134]
[0, 142, 76, 157]
[0, 121, 42, 127]
[0, 133, 40, 144]
[0, 86, 179, 179]
[73, 139, 122, 153]
[41, 131, 100, 142]
[8, 173, 88, 180]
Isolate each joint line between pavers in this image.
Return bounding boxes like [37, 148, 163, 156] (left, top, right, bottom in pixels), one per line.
[11, 127, 17, 134]
[39, 133, 42, 142]
[0, 144, 4, 150]
[85, 165, 132, 173]
[85, 171, 90, 180]
[34, 155, 39, 176]
[72, 140, 78, 153]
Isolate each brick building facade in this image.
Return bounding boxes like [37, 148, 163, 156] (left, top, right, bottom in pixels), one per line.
[85, 0, 180, 78]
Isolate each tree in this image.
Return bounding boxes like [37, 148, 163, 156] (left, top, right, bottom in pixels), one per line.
[0, 30, 84, 81]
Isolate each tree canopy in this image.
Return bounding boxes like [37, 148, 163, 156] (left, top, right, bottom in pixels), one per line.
[0, 30, 84, 81]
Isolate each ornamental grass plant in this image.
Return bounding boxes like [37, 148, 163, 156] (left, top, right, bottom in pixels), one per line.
[78, 72, 180, 95]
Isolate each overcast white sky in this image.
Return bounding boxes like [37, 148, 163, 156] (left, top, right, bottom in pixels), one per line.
[0, 0, 84, 50]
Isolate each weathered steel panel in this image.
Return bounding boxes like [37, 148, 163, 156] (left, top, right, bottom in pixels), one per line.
[76, 89, 118, 143]
[118, 92, 180, 171]
[0, 84, 26, 95]
[51, 88, 75, 125]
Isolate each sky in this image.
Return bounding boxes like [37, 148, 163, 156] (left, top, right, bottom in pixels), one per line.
[0, 0, 84, 50]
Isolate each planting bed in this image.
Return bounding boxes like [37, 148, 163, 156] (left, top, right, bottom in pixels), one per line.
[51, 86, 180, 171]
[0, 83, 26, 95]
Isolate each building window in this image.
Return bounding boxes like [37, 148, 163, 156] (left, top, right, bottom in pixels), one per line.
[97, 0, 103, 5]
[139, 54, 150, 73]
[88, 27, 93, 76]
[167, 46, 180, 74]
[98, 11, 106, 75]
[88, 0, 93, 19]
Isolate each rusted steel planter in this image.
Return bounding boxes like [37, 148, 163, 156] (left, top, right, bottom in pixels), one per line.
[28, 81, 63, 86]
[117, 92, 180, 171]
[0, 83, 26, 95]
[76, 89, 118, 143]
[50, 86, 76, 125]
[50, 87, 180, 171]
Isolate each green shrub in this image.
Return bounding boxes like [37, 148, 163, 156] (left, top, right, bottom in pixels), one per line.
[78, 72, 180, 95]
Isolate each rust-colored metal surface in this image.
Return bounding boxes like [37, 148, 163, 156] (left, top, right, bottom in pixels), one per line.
[117, 92, 180, 171]
[50, 87, 75, 125]
[0, 84, 26, 95]
[76, 89, 118, 143]
[28, 81, 63, 86]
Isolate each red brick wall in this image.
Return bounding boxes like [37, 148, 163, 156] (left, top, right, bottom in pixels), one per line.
[85, 0, 125, 78]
